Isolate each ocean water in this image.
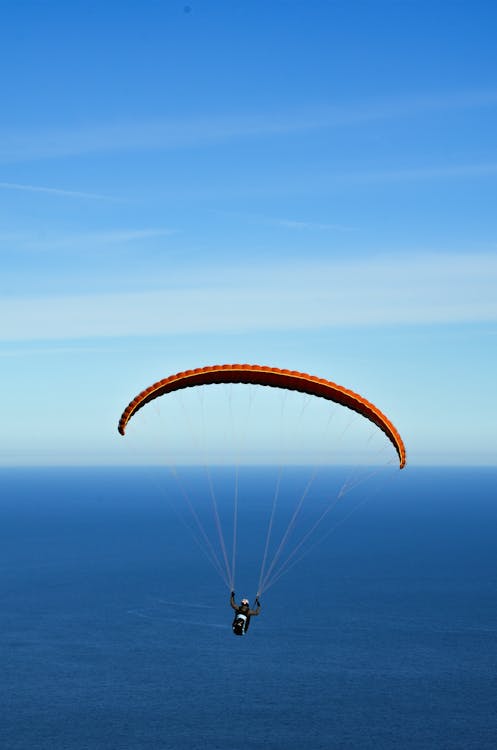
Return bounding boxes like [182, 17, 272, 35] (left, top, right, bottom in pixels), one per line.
[1, 467, 496, 750]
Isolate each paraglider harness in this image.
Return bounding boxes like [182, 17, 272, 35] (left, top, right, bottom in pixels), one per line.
[232, 612, 248, 636]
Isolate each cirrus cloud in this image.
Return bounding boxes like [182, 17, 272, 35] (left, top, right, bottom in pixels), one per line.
[1, 253, 496, 342]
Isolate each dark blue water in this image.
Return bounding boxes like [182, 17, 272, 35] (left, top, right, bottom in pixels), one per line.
[1, 467, 496, 749]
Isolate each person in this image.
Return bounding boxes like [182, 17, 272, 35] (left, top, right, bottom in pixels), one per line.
[230, 591, 261, 636]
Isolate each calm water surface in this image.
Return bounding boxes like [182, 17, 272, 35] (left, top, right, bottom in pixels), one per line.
[1, 467, 496, 749]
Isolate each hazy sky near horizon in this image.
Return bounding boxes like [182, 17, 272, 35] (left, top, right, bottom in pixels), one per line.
[1, 0, 496, 466]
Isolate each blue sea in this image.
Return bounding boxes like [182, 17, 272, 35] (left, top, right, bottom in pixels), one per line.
[1, 467, 496, 750]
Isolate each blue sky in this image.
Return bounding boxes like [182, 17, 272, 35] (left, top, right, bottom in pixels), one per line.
[1, 0, 496, 466]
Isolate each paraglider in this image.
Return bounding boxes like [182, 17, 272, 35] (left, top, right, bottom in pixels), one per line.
[118, 364, 406, 634]
[230, 592, 261, 636]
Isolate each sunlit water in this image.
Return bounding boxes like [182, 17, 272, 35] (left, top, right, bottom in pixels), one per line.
[1, 467, 496, 749]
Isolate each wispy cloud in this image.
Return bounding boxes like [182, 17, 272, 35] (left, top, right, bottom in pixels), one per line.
[338, 163, 497, 184]
[132, 160, 497, 203]
[0, 227, 177, 251]
[271, 218, 355, 231]
[1, 253, 496, 341]
[212, 209, 356, 231]
[0, 344, 115, 357]
[0, 114, 322, 162]
[0, 181, 114, 200]
[1, 89, 496, 162]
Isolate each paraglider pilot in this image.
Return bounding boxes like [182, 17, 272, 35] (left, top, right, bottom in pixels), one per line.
[230, 592, 261, 636]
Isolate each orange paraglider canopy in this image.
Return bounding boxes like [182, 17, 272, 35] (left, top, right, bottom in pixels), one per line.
[118, 364, 406, 468]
